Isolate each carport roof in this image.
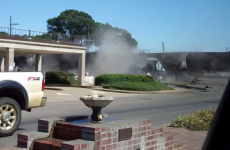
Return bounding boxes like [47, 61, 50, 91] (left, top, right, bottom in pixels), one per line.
[0, 37, 87, 54]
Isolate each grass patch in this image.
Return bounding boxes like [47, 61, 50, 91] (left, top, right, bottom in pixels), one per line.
[102, 81, 174, 91]
[168, 108, 216, 131]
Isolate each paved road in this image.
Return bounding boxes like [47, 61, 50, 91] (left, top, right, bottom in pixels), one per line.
[0, 86, 226, 148]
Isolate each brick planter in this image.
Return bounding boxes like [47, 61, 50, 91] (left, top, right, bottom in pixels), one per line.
[0, 115, 183, 150]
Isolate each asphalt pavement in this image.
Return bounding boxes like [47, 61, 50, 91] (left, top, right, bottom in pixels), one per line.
[0, 85, 226, 148]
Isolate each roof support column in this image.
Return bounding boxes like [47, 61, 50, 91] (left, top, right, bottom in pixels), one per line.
[5, 48, 14, 72]
[35, 54, 42, 71]
[78, 53, 85, 86]
[0, 57, 5, 71]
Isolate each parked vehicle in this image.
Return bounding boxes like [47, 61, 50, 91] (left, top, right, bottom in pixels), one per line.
[0, 72, 47, 136]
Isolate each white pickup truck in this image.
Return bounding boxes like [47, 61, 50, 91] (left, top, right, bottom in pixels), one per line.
[0, 72, 47, 136]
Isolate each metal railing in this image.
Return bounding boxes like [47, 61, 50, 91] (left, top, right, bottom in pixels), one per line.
[0, 26, 88, 45]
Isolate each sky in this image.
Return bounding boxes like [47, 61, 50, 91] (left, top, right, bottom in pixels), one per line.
[0, 0, 229, 53]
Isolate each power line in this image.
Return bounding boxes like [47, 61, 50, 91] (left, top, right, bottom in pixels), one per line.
[10, 16, 19, 36]
[149, 46, 163, 50]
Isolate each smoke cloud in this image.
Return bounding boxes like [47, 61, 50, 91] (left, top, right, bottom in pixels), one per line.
[38, 29, 139, 77]
[86, 29, 138, 76]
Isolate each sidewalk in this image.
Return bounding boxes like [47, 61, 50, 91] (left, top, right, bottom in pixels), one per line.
[163, 127, 207, 150]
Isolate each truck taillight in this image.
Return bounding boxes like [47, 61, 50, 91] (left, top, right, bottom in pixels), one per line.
[42, 78, 45, 91]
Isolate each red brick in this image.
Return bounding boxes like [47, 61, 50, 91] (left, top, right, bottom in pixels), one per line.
[138, 126, 143, 132]
[81, 143, 87, 149]
[166, 146, 173, 150]
[128, 140, 133, 145]
[133, 133, 142, 138]
[56, 123, 81, 130]
[159, 127, 163, 132]
[53, 126, 63, 134]
[100, 139, 112, 146]
[100, 133, 106, 139]
[100, 127, 106, 132]
[150, 140, 157, 145]
[95, 146, 105, 150]
[137, 138, 142, 143]
[17, 140, 31, 148]
[94, 141, 100, 147]
[106, 143, 117, 150]
[146, 125, 151, 131]
[143, 119, 151, 125]
[17, 131, 48, 141]
[38, 119, 49, 126]
[147, 130, 151, 136]
[107, 132, 112, 138]
[146, 146, 154, 150]
[132, 139, 138, 145]
[81, 126, 100, 133]
[145, 141, 151, 147]
[38, 124, 50, 132]
[166, 135, 174, 141]
[147, 135, 154, 141]
[150, 129, 156, 135]
[165, 141, 174, 147]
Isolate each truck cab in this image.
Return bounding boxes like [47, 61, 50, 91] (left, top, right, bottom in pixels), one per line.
[0, 72, 47, 136]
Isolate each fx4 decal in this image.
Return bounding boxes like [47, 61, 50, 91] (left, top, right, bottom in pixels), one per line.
[28, 77, 40, 81]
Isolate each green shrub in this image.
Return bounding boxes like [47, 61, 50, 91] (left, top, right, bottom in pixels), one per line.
[95, 74, 155, 85]
[168, 108, 216, 131]
[102, 81, 174, 91]
[45, 71, 78, 85]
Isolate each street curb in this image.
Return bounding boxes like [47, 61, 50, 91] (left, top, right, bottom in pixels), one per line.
[166, 83, 211, 91]
[45, 84, 193, 94]
[91, 88, 193, 94]
[45, 84, 99, 89]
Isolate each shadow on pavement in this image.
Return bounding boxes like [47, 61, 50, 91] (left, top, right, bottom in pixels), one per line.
[0, 128, 25, 138]
[45, 87, 63, 91]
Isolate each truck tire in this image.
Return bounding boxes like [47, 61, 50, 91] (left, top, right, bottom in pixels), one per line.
[0, 97, 21, 136]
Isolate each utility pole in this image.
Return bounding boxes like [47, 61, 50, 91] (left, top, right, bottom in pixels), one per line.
[87, 29, 89, 52]
[9, 16, 19, 37]
[85, 29, 94, 52]
[162, 42, 164, 53]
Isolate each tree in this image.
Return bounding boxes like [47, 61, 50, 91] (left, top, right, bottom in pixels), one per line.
[47, 9, 96, 35]
[46, 9, 138, 49]
[92, 22, 138, 49]
[0, 32, 9, 36]
[33, 33, 53, 41]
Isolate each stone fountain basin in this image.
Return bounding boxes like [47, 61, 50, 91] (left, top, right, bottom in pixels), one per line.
[80, 96, 114, 108]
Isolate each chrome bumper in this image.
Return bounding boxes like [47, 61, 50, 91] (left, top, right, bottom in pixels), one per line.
[40, 97, 47, 107]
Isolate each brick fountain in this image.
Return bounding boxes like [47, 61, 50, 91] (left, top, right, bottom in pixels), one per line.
[1, 92, 184, 150]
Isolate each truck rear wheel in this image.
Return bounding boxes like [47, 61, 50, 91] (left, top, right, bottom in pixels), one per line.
[0, 97, 21, 136]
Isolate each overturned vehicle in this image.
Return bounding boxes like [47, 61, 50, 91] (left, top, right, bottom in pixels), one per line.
[129, 57, 167, 81]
